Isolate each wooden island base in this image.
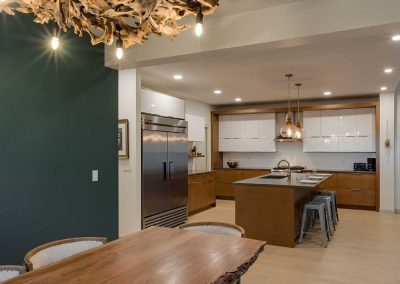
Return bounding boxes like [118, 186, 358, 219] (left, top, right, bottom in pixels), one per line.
[235, 184, 315, 248]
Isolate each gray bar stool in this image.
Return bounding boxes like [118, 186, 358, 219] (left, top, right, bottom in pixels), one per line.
[312, 195, 335, 235]
[319, 191, 339, 223]
[299, 202, 329, 248]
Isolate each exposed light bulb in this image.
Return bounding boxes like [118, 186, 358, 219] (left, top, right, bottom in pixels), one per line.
[116, 38, 123, 60]
[51, 26, 59, 50]
[195, 5, 204, 37]
[384, 68, 393, 74]
[51, 36, 59, 50]
[173, 74, 183, 80]
[195, 23, 203, 37]
[214, 90, 222, 94]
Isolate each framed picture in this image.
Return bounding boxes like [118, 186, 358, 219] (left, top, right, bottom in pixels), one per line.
[118, 119, 129, 159]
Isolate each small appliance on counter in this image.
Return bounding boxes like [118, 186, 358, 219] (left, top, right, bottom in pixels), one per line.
[353, 163, 367, 172]
[367, 158, 376, 172]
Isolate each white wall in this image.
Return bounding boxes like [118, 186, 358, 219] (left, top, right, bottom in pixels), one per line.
[379, 93, 395, 212]
[185, 99, 214, 171]
[223, 144, 375, 171]
[395, 86, 400, 212]
[118, 69, 142, 236]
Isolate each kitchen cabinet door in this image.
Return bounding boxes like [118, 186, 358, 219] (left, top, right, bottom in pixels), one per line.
[170, 96, 185, 119]
[245, 114, 260, 139]
[356, 108, 375, 137]
[230, 115, 246, 139]
[303, 111, 321, 137]
[320, 110, 339, 138]
[319, 137, 339, 152]
[219, 138, 245, 152]
[338, 136, 358, 152]
[186, 114, 205, 142]
[303, 137, 321, 152]
[219, 115, 232, 139]
[259, 113, 276, 138]
[219, 139, 230, 152]
[357, 136, 376, 152]
[338, 109, 357, 137]
[245, 138, 276, 152]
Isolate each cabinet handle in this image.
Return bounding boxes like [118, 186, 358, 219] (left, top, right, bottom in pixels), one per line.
[351, 188, 361, 191]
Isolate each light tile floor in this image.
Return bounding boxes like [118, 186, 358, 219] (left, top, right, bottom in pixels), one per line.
[189, 200, 400, 284]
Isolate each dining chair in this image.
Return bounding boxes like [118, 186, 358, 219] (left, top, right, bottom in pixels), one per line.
[24, 237, 107, 271]
[179, 221, 246, 238]
[0, 265, 25, 283]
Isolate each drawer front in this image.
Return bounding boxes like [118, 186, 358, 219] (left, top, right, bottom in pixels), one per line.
[216, 182, 235, 198]
[216, 170, 242, 183]
[337, 188, 375, 206]
[338, 173, 376, 190]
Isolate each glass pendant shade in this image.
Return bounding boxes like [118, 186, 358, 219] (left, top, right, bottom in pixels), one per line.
[294, 120, 304, 139]
[280, 113, 296, 138]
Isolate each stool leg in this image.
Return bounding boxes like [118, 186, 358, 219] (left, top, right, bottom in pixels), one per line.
[326, 201, 334, 235]
[318, 207, 328, 248]
[298, 208, 308, 244]
[330, 201, 336, 231]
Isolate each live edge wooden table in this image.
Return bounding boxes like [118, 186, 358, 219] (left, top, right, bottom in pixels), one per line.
[6, 227, 266, 284]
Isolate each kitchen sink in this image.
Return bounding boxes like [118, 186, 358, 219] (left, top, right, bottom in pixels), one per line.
[260, 175, 288, 179]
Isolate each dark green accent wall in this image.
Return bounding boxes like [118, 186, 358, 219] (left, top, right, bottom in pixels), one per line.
[0, 14, 118, 264]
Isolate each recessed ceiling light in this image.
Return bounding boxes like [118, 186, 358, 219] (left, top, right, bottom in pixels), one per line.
[384, 68, 393, 74]
[235, 98, 242, 102]
[214, 90, 222, 95]
[392, 34, 400, 41]
[381, 86, 388, 91]
[323, 91, 332, 96]
[173, 74, 183, 80]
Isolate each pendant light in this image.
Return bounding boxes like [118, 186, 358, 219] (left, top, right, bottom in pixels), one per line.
[294, 83, 304, 140]
[280, 74, 296, 138]
[116, 29, 124, 60]
[51, 25, 60, 50]
[195, 4, 203, 37]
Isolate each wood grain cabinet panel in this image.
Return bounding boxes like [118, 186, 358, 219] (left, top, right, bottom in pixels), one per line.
[337, 188, 375, 207]
[318, 174, 338, 190]
[216, 170, 242, 183]
[188, 173, 216, 214]
[338, 173, 376, 190]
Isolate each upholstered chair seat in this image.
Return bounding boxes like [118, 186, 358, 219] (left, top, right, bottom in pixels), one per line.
[179, 221, 246, 238]
[24, 237, 107, 270]
[0, 266, 25, 283]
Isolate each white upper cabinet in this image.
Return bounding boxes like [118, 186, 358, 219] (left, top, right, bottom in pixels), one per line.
[219, 114, 276, 152]
[303, 107, 375, 153]
[320, 110, 339, 137]
[303, 111, 321, 137]
[259, 113, 276, 138]
[231, 115, 246, 139]
[219, 115, 232, 139]
[140, 89, 185, 119]
[338, 109, 357, 137]
[245, 114, 259, 139]
[356, 108, 375, 136]
[186, 114, 205, 142]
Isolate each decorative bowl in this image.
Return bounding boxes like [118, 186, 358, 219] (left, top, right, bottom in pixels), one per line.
[227, 161, 238, 168]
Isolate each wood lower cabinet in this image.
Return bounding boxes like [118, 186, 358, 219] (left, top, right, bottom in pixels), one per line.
[318, 172, 377, 210]
[215, 169, 270, 199]
[188, 172, 216, 215]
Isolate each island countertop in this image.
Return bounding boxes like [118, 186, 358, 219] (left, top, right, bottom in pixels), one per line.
[234, 173, 332, 189]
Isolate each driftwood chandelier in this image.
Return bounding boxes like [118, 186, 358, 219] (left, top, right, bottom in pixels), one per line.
[0, 0, 219, 58]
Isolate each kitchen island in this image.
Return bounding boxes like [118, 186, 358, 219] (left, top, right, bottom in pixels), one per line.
[234, 173, 332, 247]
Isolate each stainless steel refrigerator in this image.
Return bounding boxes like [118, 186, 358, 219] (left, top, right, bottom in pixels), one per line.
[141, 114, 188, 229]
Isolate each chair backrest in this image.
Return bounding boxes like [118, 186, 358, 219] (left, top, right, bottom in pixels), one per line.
[0, 265, 25, 282]
[179, 221, 246, 238]
[24, 237, 107, 271]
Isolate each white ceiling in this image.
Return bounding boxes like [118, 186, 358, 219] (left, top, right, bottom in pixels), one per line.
[141, 24, 400, 105]
[212, 0, 301, 17]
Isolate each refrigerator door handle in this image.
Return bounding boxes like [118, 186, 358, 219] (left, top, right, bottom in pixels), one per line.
[169, 161, 175, 180]
[162, 162, 167, 181]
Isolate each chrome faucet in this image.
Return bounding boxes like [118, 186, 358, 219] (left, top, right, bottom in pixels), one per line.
[277, 159, 291, 181]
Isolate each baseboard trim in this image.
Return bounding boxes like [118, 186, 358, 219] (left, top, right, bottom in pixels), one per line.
[379, 209, 395, 214]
